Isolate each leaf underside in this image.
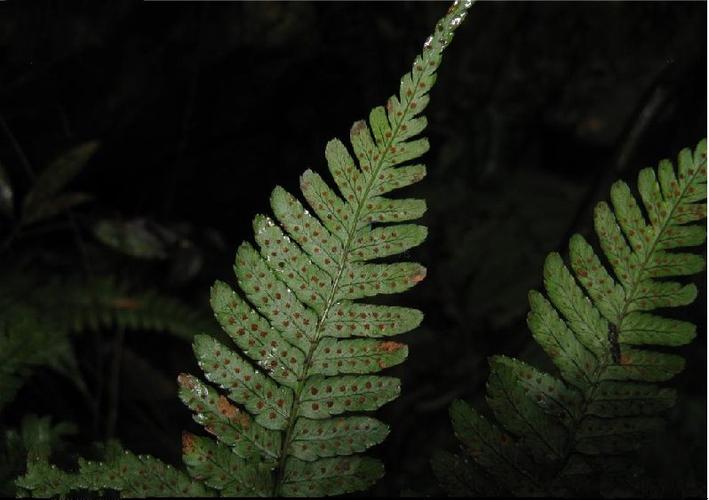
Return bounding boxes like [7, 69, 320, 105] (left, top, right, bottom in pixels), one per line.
[436, 139, 707, 496]
[181, 2, 471, 496]
[15, 1, 472, 497]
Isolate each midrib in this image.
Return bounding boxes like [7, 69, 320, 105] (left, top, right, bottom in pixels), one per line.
[272, 60, 432, 496]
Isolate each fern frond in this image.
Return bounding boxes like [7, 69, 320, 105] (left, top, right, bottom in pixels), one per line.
[1, 273, 210, 341]
[16, 442, 209, 498]
[48, 276, 212, 341]
[436, 139, 707, 496]
[15, 2, 471, 497]
[1, 415, 76, 496]
[0, 274, 208, 411]
[179, 2, 471, 496]
[0, 311, 75, 411]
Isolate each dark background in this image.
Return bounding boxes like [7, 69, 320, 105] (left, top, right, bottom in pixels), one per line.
[0, 1, 706, 497]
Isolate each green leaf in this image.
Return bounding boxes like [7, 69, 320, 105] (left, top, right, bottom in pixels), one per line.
[337, 261, 427, 300]
[322, 302, 423, 339]
[586, 381, 675, 418]
[22, 192, 93, 225]
[209, 281, 305, 389]
[20, 2, 472, 497]
[527, 290, 597, 390]
[449, 400, 541, 496]
[19, 415, 77, 462]
[253, 214, 332, 311]
[233, 243, 319, 353]
[575, 416, 664, 455]
[47, 275, 211, 341]
[190, 335, 294, 430]
[543, 252, 609, 356]
[486, 357, 571, 461]
[441, 139, 706, 496]
[182, 433, 273, 496]
[298, 375, 400, 418]
[17, 448, 209, 498]
[619, 312, 696, 347]
[15, 461, 74, 498]
[351, 224, 428, 261]
[177, 374, 282, 460]
[287, 416, 389, 461]
[182, 1, 470, 496]
[568, 234, 625, 323]
[310, 338, 408, 375]
[0, 414, 76, 496]
[280, 456, 384, 497]
[600, 348, 685, 382]
[0, 310, 77, 412]
[22, 141, 99, 223]
[93, 219, 168, 259]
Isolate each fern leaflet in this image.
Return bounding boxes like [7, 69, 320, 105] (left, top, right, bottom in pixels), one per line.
[436, 139, 707, 496]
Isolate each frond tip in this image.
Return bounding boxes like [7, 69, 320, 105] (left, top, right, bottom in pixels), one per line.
[437, 139, 707, 496]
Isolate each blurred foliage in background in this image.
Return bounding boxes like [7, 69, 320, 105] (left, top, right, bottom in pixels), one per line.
[0, 1, 705, 496]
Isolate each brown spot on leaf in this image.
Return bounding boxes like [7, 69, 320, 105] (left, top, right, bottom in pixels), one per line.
[217, 396, 250, 428]
[351, 121, 366, 135]
[177, 373, 195, 390]
[181, 432, 196, 454]
[111, 297, 141, 310]
[411, 270, 427, 284]
[377, 341, 404, 353]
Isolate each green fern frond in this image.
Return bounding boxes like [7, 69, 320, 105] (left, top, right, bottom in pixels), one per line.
[436, 139, 707, 496]
[179, 2, 471, 496]
[16, 442, 208, 498]
[47, 276, 212, 341]
[1, 415, 77, 497]
[0, 274, 209, 411]
[0, 312, 75, 412]
[1, 273, 210, 341]
[20, 141, 98, 226]
[15, 2, 471, 497]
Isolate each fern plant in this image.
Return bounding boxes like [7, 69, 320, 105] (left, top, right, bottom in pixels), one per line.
[434, 139, 707, 497]
[16, 1, 472, 497]
[0, 271, 211, 412]
[1, 415, 77, 497]
[44, 275, 212, 342]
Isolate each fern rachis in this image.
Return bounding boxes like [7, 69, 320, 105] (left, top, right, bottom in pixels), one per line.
[268, 46, 434, 495]
[436, 140, 707, 497]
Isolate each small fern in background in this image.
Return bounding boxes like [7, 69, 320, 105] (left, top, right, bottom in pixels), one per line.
[0, 138, 215, 497]
[434, 139, 707, 497]
[0, 272, 211, 412]
[15, 1, 472, 497]
[1, 415, 77, 496]
[46, 275, 212, 342]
